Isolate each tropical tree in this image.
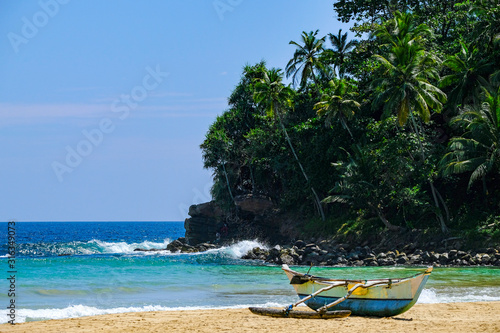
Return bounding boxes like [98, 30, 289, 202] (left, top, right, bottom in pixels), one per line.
[327, 29, 358, 78]
[253, 68, 326, 220]
[471, 0, 500, 50]
[441, 80, 500, 195]
[324, 120, 434, 231]
[440, 41, 493, 111]
[285, 30, 326, 90]
[371, 11, 449, 233]
[201, 63, 267, 207]
[314, 78, 360, 139]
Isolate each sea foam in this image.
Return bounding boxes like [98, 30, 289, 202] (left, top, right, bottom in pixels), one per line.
[0, 302, 285, 324]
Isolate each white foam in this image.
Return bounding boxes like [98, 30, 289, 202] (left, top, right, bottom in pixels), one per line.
[417, 287, 500, 304]
[0, 302, 285, 324]
[221, 240, 269, 258]
[417, 288, 440, 304]
[90, 239, 172, 254]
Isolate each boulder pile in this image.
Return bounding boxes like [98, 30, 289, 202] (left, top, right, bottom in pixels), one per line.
[242, 240, 500, 267]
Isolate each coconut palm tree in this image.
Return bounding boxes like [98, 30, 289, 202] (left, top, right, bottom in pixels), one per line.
[372, 11, 449, 233]
[440, 41, 493, 111]
[441, 80, 500, 195]
[328, 29, 358, 78]
[314, 78, 360, 139]
[285, 30, 326, 90]
[253, 68, 326, 220]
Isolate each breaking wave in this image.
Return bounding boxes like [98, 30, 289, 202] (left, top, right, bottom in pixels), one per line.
[11, 239, 267, 259]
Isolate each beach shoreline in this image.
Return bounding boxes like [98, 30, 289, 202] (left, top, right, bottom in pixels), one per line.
[2, 302, 499, 333]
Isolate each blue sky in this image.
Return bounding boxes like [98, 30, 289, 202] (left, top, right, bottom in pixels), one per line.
[0, 0, 351, 221]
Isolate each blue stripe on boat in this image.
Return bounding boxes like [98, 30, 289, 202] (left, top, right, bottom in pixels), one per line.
[299, 294, 414, 317]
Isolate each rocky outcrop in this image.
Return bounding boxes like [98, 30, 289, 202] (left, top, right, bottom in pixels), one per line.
[184, 201, 223, 245]
[242, 240, 500, 267]
[183, 197, 279, 246]
[234, 194, 274, 216]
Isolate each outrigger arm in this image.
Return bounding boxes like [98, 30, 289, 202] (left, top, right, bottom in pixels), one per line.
[284, 281, 346, 313]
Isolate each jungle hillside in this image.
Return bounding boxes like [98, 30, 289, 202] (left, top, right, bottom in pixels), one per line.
[200, 0, 500, 246]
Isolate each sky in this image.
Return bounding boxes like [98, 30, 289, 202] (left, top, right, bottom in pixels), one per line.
[0, 0, 351, 222]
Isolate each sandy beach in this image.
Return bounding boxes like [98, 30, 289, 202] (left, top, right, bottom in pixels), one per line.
[2, 302, 499, 333]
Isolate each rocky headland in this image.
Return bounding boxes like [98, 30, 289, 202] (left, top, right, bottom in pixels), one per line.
[137, 199, 500, 267]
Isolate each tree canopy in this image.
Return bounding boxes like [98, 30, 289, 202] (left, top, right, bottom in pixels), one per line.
[200, 1, 500, 238]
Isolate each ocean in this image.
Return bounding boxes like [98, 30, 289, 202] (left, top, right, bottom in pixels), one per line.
[1, 221, 499, 323]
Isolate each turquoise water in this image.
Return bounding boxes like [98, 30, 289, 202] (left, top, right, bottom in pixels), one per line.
[1, 222, 499, 323]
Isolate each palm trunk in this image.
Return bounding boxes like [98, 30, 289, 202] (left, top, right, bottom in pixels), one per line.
[369, 203, 400, 231]
[276, 111, 326, 221]
[341, 118, 355, 141]
[222, 163, 235, 204]
[409, 112, 449, 234]
[249, 164, 256, 195]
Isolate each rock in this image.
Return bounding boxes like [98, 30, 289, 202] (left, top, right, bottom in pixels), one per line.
[481, 254, 491, 264]
[364, 256, 377, 265]
[166, 239, 184, 251]
[304, 244, 321, 255]
[430, 252, 440, 262]
[486, 248, 497, 254]
[184, 216, 218, 245]
[409, 255, 422, 264]
[413, 249, 423, 256]
[294, 240, 306, 249]
[353, 260, 364, 266]
[396, 255, 408, 265]
[234, 194, 274, 215]
[279, 253, 295, 265]
[133, 248, 161, 252]
[188, 201, 223, 218]
[377, 258, 389, 266]
[348, 253, 360, 261]
[474, 253, 483, 264]
[386, 251, 396, 259]
[439, 253, 449, 265]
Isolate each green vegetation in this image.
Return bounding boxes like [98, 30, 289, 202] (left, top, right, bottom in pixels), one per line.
[201, 1, 500, 239]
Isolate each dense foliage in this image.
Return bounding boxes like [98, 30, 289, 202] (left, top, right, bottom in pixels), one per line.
[201, 0, 500, 238]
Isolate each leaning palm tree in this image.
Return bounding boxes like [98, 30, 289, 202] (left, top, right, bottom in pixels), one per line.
[441, 80, 500, 195]
[285, 30, 326, 90]
[328, 29, 358, 78]
[253, 68, 325, 220]
[372, 11, 449, 233]
[314, 78, 360, 139]
[440, 41, 493, 111]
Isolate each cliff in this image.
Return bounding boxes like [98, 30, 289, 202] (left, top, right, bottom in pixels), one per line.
[184, 194, 282, 245]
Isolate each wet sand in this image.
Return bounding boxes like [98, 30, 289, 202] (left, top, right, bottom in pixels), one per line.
[2, 302, 499, 333]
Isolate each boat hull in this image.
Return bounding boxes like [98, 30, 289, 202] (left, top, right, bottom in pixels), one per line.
[283, 265, 432, 317]
[299, 294, 417, 317]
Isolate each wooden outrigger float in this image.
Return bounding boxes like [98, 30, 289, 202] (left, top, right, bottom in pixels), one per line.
[249, 265, 432, 318]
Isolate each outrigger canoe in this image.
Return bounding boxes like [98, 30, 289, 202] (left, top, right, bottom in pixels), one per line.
[281, 264, 432, 317]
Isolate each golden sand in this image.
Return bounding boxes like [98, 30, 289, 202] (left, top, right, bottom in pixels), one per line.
[2, 302, 499, 333]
